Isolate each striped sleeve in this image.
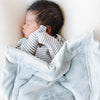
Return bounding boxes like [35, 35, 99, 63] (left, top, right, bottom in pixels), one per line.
[15, 38, 27, 49]
[15, 25, 65, 58]
[20, 33, 38, 55]
[36, 25, 65, 58]
[15, 33, 38, 55]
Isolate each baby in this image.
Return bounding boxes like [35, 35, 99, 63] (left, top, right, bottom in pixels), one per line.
[15, 0, 65, 63]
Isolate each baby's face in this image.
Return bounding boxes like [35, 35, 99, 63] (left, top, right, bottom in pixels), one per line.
[22, 11, 40, 39]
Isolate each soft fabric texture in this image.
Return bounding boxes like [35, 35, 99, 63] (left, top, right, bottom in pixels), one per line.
[1, 30, 100, 100]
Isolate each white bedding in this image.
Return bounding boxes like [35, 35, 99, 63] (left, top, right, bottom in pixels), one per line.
[0, 0, 100, 99]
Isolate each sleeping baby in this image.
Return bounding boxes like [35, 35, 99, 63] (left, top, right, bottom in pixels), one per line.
[15, 0, 65, 63]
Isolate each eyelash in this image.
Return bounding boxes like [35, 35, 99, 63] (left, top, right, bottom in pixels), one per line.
[24, 23, 30, 26]
[27, 24, 30, 26]
[24, 22, 31, 26]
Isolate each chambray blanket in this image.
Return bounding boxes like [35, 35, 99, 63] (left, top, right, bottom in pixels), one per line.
[1, 31, 100, 100]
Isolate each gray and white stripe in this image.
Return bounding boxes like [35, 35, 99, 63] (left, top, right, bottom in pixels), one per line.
[15, 25, 65, 63]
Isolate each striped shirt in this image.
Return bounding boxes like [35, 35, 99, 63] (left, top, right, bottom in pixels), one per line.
[15, 25, 65, 63]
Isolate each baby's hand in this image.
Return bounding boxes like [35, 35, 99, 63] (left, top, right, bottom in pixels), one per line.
[33, 25, 47, 34]
[30, 25, 47, 46]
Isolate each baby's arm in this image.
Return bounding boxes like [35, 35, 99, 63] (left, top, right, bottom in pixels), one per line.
[36, 25, 65, 59]
[15, 38, 27, 49]
[15, 32, 38, 55]
[15, 25, 64, 56]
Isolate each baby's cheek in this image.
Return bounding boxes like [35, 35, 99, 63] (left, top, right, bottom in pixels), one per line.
[29, 27, 35, 33]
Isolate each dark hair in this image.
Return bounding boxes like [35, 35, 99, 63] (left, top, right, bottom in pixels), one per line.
[27, 0, 64, 36]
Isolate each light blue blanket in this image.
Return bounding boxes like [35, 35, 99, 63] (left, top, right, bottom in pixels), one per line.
[1, 31, 100, 100]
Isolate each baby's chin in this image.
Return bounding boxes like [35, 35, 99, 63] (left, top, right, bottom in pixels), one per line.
[24, 35, 28, 39]
[22, 32, 28, 39]
[22, 33, 28, 39]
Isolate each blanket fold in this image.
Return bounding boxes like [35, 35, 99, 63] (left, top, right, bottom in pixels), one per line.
[1, 30, 100, 100]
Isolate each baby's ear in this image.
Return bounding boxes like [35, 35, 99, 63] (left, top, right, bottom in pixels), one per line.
[45, 25, 53, 36]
